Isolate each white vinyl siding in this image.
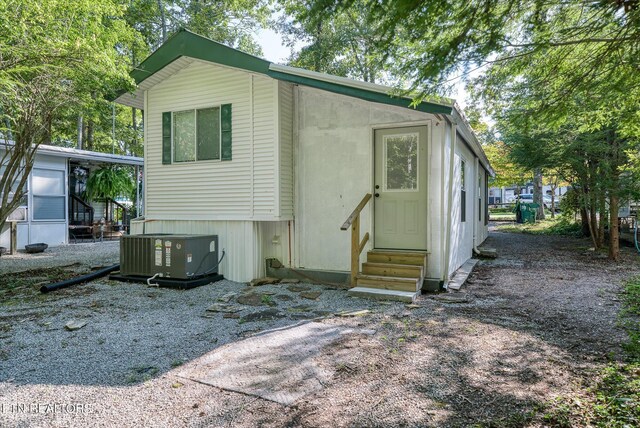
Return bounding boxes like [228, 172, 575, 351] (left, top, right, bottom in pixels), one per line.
[146, 60, 292, 220]
[278, 81, 294, 218]
[252, 76, 276, 216]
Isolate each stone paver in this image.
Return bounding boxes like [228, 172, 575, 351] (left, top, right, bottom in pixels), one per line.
[178, 322, 365, 405]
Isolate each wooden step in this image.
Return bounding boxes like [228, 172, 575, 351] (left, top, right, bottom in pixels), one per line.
[356, 274, 420, 292]
[348, 287, 419, 303]
[367, 251, 427, 267]
[361, 262, 423, 279]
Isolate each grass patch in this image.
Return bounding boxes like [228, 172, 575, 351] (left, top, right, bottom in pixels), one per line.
[496, 218, 582, 237]
[0, 266, 88, 304]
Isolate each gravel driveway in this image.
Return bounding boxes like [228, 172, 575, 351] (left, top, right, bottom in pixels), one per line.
[1, 231, 638, 427]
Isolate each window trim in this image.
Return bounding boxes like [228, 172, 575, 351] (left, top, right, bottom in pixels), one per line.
[31, 167, 66, 222]
[382, 132, 420, 192]
[172, 106, 222, 163]
[460, 158, 466, 223]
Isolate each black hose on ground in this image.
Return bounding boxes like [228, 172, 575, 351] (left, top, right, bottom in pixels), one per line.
[40, 264, 120, 293]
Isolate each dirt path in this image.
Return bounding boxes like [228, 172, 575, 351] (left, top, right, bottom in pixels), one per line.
[1, 231, 638, 427]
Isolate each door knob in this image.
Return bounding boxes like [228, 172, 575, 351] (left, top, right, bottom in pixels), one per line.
[375, 193, 380, 197]
[375, 185, 380, 189]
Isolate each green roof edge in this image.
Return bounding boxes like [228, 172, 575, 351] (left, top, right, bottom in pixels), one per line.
[117, 29, 453, 115]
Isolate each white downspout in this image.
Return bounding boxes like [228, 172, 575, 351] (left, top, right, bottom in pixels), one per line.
[443, 121, 456, 286]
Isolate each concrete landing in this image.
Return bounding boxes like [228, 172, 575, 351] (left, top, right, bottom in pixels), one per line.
[476, 246, 498, 258]
[447, 259, 479, 291]
[177, 322, 369, 406]
[348, 286, 419, 302]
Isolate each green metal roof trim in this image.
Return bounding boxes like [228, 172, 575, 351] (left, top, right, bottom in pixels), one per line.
[123, 29, 452, 115]
[130, 29, 271, 85]
[268, 70, 452, 114]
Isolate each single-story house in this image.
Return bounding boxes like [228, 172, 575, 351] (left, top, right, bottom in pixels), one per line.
[115, 29, 494, 300]
[0, 144, 143, 250]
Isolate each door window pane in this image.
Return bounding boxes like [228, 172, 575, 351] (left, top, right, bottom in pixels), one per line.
[385, 133, 418, 190]
[173, 110, 196, 162]
[197, 107, 220, 160]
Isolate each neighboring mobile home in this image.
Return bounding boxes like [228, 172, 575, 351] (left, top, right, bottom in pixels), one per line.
[0, 144, 143, 250]
[115, 30, 494, 300]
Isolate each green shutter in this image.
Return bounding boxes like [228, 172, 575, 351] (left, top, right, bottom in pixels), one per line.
[162, 112, 172, 164]
[221, 104, 232, 161]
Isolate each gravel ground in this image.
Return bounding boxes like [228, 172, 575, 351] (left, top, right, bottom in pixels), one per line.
[1, 230, 639, 427]
[0, 242, 120, 274]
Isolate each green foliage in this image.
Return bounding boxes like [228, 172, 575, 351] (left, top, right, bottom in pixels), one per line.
[621, 277, 640, 359]
[276, 0, 392, 82]
[496, 218, 583, 237]
[85, 165, 135, 202]
[540, 277, 640, 427]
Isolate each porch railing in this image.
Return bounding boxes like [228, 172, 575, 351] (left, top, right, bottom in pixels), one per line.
[340, 193, 372, 287]
[105, 198, 129, 232]
[69, 194, 94, 226]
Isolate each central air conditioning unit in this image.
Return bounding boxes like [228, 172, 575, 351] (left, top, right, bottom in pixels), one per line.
[119, 234, 219, 280]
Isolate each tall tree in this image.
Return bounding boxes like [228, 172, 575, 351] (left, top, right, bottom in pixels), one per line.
[276, 0, 392, 82]
[0, 0, 136, 233]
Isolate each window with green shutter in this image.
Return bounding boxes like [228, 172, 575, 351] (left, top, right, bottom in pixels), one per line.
[162, 104, 231, 164]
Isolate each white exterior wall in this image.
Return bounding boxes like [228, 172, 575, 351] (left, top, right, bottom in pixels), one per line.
[448, 137, 476, 276]
[279, 82, 294, 219]
[476, 166, 489, 244]
[294, 87, 447, 280]
[0, 153, 67, 249]
[144, 60, 293, 221]
[129, 218, 292, 281]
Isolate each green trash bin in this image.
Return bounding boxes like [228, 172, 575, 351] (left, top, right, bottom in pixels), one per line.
[520, 203, 539, 223]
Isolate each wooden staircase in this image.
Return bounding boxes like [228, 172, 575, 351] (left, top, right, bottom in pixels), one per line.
[340, 193, 427, 303]
[348, 250, 427, 302]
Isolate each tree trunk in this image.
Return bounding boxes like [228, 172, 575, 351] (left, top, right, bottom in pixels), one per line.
[597, 192, 606, 249]
[77, 116, 83, 149]
[533, 169, 545, 220]
[157, 0, 167, 43]
[609, 193, 620, 261]
[86, 120, 94, 151]
[550, 183, 557, 219]
[580, 206, 591, 237]
[608, 130, 620, 261]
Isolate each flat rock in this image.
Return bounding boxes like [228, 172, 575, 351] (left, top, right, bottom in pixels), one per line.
[287, 285, 310, 293]
[217, 293, 237, 303]
[432, 293, 471, 303]
[287, 305, 312, 313]
[206, 303, 241, 313]
[337, 310, 370, 317]
[248, 277, 280, 287]
[236, 293, 268, 306]
[279, 278, 300, 284]
[240, 309, 283, 323]
[275, 294, 295, 301]
[300, 291, 322, 300]
[223, 313, 240, 319]
[64, 320, 87, 331]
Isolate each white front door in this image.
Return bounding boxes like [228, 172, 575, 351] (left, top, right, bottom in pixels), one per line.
[374, 126, 428, 250]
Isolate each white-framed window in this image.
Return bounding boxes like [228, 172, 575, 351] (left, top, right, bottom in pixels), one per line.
[32, 168, 65, 221]
[173, 107, 221, 162]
